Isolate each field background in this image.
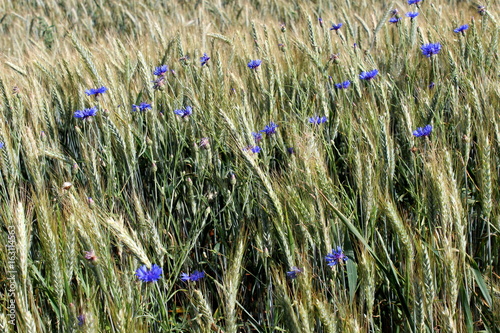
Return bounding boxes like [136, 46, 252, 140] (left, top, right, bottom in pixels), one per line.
[0, 0, 499, 332]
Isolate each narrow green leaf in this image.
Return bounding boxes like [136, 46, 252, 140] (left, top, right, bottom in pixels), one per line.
[460, 286, 474, 333]
[470, 260, 492, 307]
[347, 259, 358, 306]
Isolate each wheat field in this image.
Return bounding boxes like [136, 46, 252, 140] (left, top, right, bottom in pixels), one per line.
[0, 0, 499, 332]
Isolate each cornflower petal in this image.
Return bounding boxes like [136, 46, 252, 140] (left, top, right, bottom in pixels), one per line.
[85, 86, 108, 96]
[359, 69, 379, 80]
[247, 59, 262, 69]
[421, 43, 442, 57]
[136, 264, 163, 282]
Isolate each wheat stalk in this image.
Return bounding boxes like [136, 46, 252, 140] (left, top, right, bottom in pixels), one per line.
[222, 230, 247, 333]
[104, 217, 152, 268]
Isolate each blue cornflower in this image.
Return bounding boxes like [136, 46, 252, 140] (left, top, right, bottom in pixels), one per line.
[309, 116, 328, 124]
[174, 106, 193, 118]
[136, 264, 163, 282]
[413, 124, 433, 137]
[428, 82, 435, 89]
[74, 107, 97, 119]
[408, 0, 421, 5]
[243, 145, 261, 153]
[260, 122, 278, 136]
[318, 17, 324, 27]
[421, 43, 442, 57]
[77, 315, 85, 326]
[325, 246, 348, 266]
[251, 146, 261, 153]
[359, 69, 379, 80]
[335, 80, 351, 89]
[154, 65, 168, 76]
[132, 102, 152, 112]
[200, 53, 210, 66]
[454, 25, 469, 33]
[389, 17, 401, 23]
[191, 270, 205, 281]
[287, 266, 303, 279]
[252, 132, 263, 143]
[0, 142, 4, 149]
[180, 270, 205, 282]
[406, 12, 419, 19]
[247, 59, 262, 69]
[85, 86, 108, 96]
[330, 23, 343, 31]
[287, 147, 295, 154]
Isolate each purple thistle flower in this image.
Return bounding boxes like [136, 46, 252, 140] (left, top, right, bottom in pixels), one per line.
[84, 250, 98, 263]
[74, 107, 97, 119]
[286, 266, 303, 279]
[180, 270, 205, 282]
[132, 102, 152, 112]
[325, 246, 348, 266]
[174, 106, 193, 118]
[85, 86, 108, 96]
[329, 54, 339, 63]
[136, 264, 163, 283]
[453, 25, 469, 33]
[408, 0, 421, 5]
[260, 122, 278, 136]
[335, 80, 351, 89]
[330, 23, 343, 31]
[413, 124, 433, 137]
[421, 43, 442, 57]
[199, 137, 210, 149]
[247, 59, 262, 69]
[359, 69, 379, 80]
[252, 132, 263, 143]
[309, 116, 328, 124]
[406, 12, 419, 19]
[152, 76, 166, 89]
[154, 65, 168, 76]
[200, 53, 210, 66]
[389, 17, 401, 23]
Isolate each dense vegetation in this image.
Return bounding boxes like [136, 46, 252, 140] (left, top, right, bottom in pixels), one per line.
[0, 0, 498, 332]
